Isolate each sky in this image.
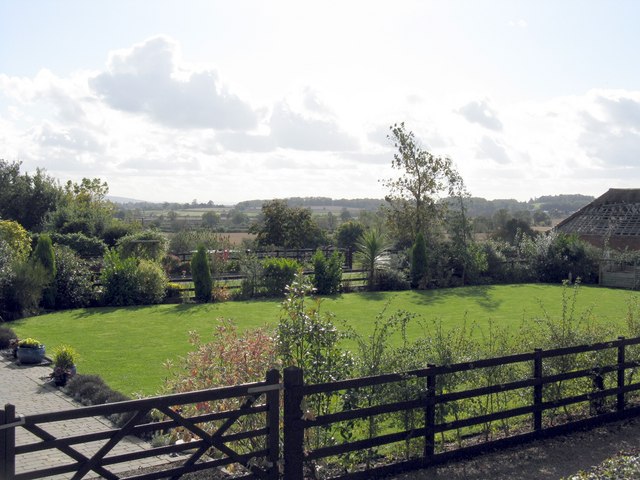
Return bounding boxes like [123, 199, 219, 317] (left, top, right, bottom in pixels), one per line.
[1, 1, 639, 204]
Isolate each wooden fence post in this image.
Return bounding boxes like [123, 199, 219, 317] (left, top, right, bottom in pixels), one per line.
[0, 404, 16, 480]
[533, 349, 543, 433]
[265, 369, 281, 480]
[618, 336, 626, 412]
[424, 365, 437, 465]
[283, 367, 304, 479]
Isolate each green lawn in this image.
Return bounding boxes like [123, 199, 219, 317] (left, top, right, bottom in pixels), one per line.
[10, 284, 640, 396]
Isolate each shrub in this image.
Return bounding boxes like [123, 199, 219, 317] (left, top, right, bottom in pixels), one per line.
[163, 319, 277, 451]
[0, 326, 17, 349]
[134, 259, 168, 305]
[312, 249, 343, 295]
[1, 261, 48, 318]
[117, 230, 168, 262]
[277, 273, 352, 449]
[101, 220, 140, 248]
[237, 251, 263, 299]
[169, 229, 226, 254]
[165, 282, 183, 299]
[0, 220, 31, 260]
[49, 232, 107, 258]
[53, 245, 95, 310]
[101, 250, 167, 306]
[52, 344, 78, 370]
[531, 232, 600, 284]
[65, 374, 139, 427]
[190, 245, 212, 302]
[100, 250, 139, 306]
[373, 268, 410, 291]
[162, 253, 185, 276]
[32, 234, 56, 308]
[263, 257, 301, 297]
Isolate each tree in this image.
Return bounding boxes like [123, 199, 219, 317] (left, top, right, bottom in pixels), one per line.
[46, 178, 115, 238]
[249, 199, 325, 249]
[191, 245, 212, 302]
[336, 221, 365, 251]
[383, 123, 464, 246]
[201, 211, 221, 228]
[0, 160, 62, 231]
[410, 232, 428, 288]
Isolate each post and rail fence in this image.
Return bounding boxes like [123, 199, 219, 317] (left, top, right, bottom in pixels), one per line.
[4, 337, 640, 479]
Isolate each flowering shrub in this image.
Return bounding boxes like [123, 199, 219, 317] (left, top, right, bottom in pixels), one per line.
[163, 319, 277, 452]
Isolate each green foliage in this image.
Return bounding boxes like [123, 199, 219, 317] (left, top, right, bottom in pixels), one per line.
[0, 325, 17, 348]
[190, 245, 212, 302]
[33, 234, 57, 308]
[135, 260, 168, 305]
[518, 281, 615, 412]
[383, 122, 464, 246]
[530, 232, 600, 284]
[238, 251, 264, 299]
[169, 229, 226, 253]
[52, 344, 78, 369]
[1, 261, 48, 318]
[101, 250, 168, 306]
[262, 257, 301, 297]
[0, 160, 62, 231]
[53, 245, 95, 310]
[250, 199, 325, 249]
[410, 232, 428, 288]
[493, 218, 536, 245]
[312, 249, 343, 295]
[355, 228, 392, 290]
[46, 178, 115, 238]
[117, 229, 168, 262]
[336, 221, 365, 251]
[49, 232, 107, 258]
[163, 319, 277, 452]
[277, 274, 352, 449]
[19, 337, 43, 348]
[373, 268, 410, 291]
[201, 211, 221, 228]
[0, 220, 31, 261]
[100, 250, 139, 306]
[101, 220, 140, 248]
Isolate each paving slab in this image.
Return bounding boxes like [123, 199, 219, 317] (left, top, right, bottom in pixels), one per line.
[0, 353, 174, 479]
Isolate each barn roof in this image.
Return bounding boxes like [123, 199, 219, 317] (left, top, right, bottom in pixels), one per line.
[555, 188, 640, 238]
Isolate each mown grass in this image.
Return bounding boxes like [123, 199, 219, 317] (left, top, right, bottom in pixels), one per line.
[10, 284, 640, 396]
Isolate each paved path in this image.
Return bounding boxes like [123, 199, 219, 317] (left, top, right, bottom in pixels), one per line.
[0, 353, 174, 479]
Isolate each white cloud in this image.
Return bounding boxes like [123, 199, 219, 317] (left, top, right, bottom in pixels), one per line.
[90, 36, 258, 130]
[457, 99, 503, 131]
[476, 136, 510, 164]
[269, 101, 358, 151]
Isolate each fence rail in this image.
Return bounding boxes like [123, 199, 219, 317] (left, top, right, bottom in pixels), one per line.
[3, 338, 640, 479]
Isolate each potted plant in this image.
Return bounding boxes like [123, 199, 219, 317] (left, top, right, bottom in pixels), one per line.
[16, 338, 46, 364]
[50, 344, 78, 386]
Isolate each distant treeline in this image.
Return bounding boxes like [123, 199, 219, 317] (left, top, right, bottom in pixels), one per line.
[114, 194, 594, 219]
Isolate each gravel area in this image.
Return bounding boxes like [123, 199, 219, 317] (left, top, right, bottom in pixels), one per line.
[389, 417, 640, 480]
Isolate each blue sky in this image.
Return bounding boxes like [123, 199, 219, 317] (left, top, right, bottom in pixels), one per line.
[1, 1, 639, 203]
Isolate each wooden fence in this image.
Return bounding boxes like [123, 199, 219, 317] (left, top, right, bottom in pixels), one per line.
[3, 338, 640, 479]
[0, 370, 280, 480]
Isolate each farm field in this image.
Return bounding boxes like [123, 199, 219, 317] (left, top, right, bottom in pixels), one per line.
[10, 284, 640, 396]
